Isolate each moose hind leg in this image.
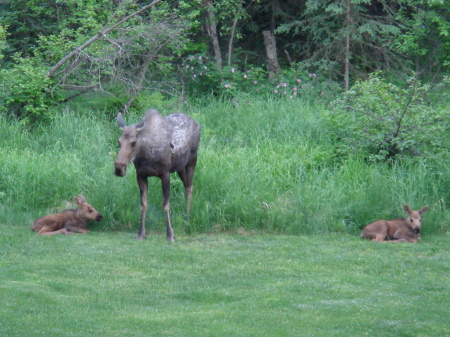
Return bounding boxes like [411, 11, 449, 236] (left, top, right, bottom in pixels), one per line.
[182, 157, 197, 221]
[161, 173, 174, 242]
[137, 175, 148, 240]
[177, 169, 193, 221]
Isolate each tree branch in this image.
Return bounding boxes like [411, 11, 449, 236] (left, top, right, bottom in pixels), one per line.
[47, 0, 164, 77]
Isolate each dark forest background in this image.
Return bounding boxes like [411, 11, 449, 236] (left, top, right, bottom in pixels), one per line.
[1, 0, 449, 122]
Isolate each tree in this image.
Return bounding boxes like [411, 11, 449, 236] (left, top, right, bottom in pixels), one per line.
[394, 0, 450, 78]
[0, 0, 191, 121]
[201, 0, 223, 69]
[277, 0, 406, 89]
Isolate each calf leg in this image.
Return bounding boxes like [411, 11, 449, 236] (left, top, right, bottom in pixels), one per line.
[65, 226, 89, 234]
[137, 175, 148, 240]
[392, 230, 419, 243]
[38, 227, 70, 235]
[361, 221, 388, 242]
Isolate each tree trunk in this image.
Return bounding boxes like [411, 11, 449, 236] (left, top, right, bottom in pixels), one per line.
[227, 0, 243, 67]
[263, 30, 280, 76]
[344, 0, 351, 92]
[202, 0, 222, 70]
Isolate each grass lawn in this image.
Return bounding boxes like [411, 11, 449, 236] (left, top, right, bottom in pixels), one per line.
[1, 224, 449, 337]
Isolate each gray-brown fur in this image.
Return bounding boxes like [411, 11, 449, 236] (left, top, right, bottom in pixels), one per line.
[32, 195, 103, 235]
[114, 108, 201, 241]
[360, 204, 429, 243]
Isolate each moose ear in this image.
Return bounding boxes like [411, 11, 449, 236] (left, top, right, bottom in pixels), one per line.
[117, 113, 126, 129]
[419, 205, 429, 215]
[403, 204, 412, 214]
[135, 118, 145, 132]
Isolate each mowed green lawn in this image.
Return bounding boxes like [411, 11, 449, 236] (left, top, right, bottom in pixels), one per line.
[1, 224, 449, 337]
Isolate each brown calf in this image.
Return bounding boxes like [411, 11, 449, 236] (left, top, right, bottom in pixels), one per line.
[360, 204, 429, 243]
[32, 195, 103, 235]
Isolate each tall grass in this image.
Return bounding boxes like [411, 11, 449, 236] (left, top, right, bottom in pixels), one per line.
[1, 94, 449, 236]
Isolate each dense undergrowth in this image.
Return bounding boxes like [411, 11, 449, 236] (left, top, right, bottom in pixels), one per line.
[0, 93, 449, 236]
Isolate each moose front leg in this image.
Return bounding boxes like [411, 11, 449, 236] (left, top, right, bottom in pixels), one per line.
[137, 175, 148, 240]
[161, 173, 174, 242]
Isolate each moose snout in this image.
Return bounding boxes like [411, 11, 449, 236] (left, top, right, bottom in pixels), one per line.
[413, 227, 420, 234]
[96, 214, 103, 222]
[114, 162, 127, 177]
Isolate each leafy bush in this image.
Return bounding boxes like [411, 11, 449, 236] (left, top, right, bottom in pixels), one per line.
[0, 55, 57, 124]
[328, 73, 450, 162]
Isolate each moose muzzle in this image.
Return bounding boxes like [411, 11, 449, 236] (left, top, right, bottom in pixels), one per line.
[114, 161, 127, 177]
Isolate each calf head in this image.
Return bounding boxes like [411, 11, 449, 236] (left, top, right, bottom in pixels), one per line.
[75, 195, 103, 222]
[404, 204, 429, 234]
[114, 113, 145, 177]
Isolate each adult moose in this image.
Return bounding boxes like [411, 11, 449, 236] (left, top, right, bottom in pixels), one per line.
[360, 204, 429, 243]
[114, 109, 200, 241]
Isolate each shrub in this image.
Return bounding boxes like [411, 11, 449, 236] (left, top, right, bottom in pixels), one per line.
[328, 73, 450, 162]
[0, 55, 57, 124]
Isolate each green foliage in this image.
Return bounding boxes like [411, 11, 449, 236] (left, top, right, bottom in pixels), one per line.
[395, 0, 450, 72]
[0, 0, 118, 123]
[278, 0, 406, 79]
[131, 91, 179, 114]
[328, 73, 450, 161]
[0, 0, 113, 60]
[0, 55, 57, 124]
[179, 54, 339, 99]
[0, 24, 6, 61]
[0, 0, 449, 114]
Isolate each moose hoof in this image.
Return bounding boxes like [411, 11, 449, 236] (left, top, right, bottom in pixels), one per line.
[136, 235, 146, 240]
[167, 236, 175, 243]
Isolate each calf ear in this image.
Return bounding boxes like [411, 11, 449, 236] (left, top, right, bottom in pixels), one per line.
[74, 196, 81, 206]
[419, 205, 429, 214]
[117, 113, 126, 129]
[74, 195, 86, 206]
[403, 204, 412, 214]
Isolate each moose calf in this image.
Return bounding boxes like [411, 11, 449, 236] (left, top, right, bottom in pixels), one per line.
[32, 195, 103, 235]
[360, 204, 429, 243]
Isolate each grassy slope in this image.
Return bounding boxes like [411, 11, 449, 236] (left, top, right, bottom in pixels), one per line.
[1, 224, 449, 337]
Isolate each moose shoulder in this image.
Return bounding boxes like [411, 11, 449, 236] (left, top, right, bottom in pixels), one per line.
[114, 109, 200, 241]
